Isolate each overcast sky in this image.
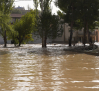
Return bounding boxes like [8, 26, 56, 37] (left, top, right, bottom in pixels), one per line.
[14, 0, 59, 14]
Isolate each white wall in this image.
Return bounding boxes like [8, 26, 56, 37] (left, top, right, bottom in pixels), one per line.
[0, 36, 11, 44]
[0, 36, 3, 44]
[27, 34, 52, 44]
[52, 23, 78, 43]
[52, 23, 70, 42]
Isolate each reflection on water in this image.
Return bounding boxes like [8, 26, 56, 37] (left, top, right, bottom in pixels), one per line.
[0, 44, 99, 91]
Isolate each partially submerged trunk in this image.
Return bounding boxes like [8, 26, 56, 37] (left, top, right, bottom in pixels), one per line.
[69, 3, 74, 47]
[19, 38, 23, 46]
[18, 36, 22, 46]
[69, 22, 73, 47]
[83, 20, 86, 47]
[42, 36, 47, 48]
[87, 23, 92, 46]
[86, 22, 90, 44]
[19, 42, 21, 46]
[4, 30, 7, 47]
[83, 28, 86, 47]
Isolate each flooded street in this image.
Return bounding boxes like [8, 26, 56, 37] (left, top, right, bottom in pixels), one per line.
[0, 44, 99, 91]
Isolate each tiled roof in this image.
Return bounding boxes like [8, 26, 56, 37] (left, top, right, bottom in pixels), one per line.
[10, 14, 23, 18]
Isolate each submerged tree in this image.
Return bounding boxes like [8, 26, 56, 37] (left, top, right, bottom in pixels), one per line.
[55, 0, 81, 46]
[38, 11, 63, 48]
[33, 0, 63, 48]
[55, 0, 99, 47]
[12, 10, 36, 46]
[78, 0, 99, 46]
[0, 0, 14, 47]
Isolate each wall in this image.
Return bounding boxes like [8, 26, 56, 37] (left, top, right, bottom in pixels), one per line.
[52, 23, 77, 43]
[0, 36, 3, 44]
[0, 36, 11, 44]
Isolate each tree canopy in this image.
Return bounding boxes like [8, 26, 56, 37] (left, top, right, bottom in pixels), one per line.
[55, 0, 81, 46]
[11, 9, 22, 14]
[33, 0, 63, 47]
[0, 0, 14, 47]
[55, 0, 99, 46]
[12, 10, 37, 46]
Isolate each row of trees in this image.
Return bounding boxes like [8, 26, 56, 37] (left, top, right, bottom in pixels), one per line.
[0, 1, 37, 47]
[0, 0, 99, 48]
[12, 0, 63, 47]
[55, 0, 99, 46]
[0, 0, 63, 48]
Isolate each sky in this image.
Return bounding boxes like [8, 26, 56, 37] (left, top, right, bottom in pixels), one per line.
[14, 0, 59, 14]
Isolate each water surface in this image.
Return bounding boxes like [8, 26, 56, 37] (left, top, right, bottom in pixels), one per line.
[0, 44, 99, 91]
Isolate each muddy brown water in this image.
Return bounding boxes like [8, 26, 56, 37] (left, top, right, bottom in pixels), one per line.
[0, 44, 99, 91]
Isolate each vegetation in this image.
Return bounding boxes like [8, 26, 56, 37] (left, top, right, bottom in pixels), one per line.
[56, 0, 81, 46]
[0, 0, 14, 47]
[0, 0, 99, 48]
[55, 0, 99, 47]
[10, 10, 36, 46]
[11, 9, 22, 14]
[78, 0, 99, 46]
[33, 0, 63, 48]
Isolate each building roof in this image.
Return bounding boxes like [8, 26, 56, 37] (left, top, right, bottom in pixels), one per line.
[10, 14, 23, 18]
[14, 6, 25, 10]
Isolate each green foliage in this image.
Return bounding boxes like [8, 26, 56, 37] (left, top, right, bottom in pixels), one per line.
[0, 0, 14, 47]
[0, 0, 13, 28]
[77, 0, 99, 45]
[37, 11, 63, 39]
[57, 10, 64, 19]
[33, 0, 63, 47]
[56, 0, 99, 30]
[11, 9, 22, 14]
[55, 0, 81, 46]
[12, 10, 36, 46]
[55, 0, 99, 46]
[78, 0, 99, 28]
[0, 0, 13, 14]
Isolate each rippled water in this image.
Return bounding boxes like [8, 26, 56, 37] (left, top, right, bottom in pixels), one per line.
[0, 44, 99, 91]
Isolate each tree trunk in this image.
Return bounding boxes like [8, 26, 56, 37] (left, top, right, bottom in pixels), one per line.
[69, 2, 74, 47]
[42, 36, 47, 48]
[19, 42, 21, 46]
[83, 21, 86, 47]
[69, 22, 73, 47]
[4, 30, 7, 47]
[19, 39, 22, 46]
[86, 22, 90, 44]
[18, 36, 21, 46]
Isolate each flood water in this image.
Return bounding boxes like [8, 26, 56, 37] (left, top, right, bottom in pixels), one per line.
[0, 44, 99, 91]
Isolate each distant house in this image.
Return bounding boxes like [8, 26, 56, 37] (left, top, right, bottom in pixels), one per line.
[52, 23, 98, 44]
[10, 14, 23, 24]
[52, 23, 77, 43]
[77, 29, 96, 43]
[95, 28, 99, 42]
[10, 6, 30, 24]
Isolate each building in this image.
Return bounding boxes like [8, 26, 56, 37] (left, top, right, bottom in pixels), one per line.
[77, 29, 96, 43]
[95, 28, 99, 42]
[52, 23, 97, 44]
[10, 14, 23, 24]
